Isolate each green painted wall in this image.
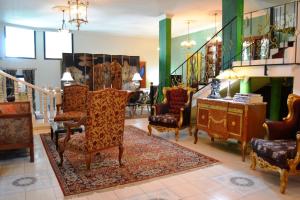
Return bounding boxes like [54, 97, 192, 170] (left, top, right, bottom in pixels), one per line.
[159, 17, 171, 101]
[240, 78, 252, 94]
[222, 0, 244, 69]
[244, 15, 269, 37]
[171, 28, 215, 72]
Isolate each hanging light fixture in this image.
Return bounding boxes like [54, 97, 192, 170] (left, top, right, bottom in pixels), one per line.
[68, 0, 89, 30]
[207, 10, 222, 42]
[53, 5, 70, 33]
[181, 21, 196, 49]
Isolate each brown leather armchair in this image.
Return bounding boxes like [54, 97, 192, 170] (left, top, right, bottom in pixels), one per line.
[250, 94, 300, 194]
[148, 86, 195, 141]
[54, 84, 88, 122]
[58, 88, 128, 170]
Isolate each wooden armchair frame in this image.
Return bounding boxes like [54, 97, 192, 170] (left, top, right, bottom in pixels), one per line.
[250, 94, 300, 194]
[148, 86, 195, 141]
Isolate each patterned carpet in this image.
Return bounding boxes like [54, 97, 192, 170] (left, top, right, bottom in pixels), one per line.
[40, 125, 219, 196]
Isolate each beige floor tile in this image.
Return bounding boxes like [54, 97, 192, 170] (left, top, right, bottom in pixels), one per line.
[182, 193, 216, 200]
[139, 181, 166, 193]
[145, 188, 180, 200]
[114, 186, 144, 199]
[0, 118, 299, 200]
[206, 187, 244, 200]
[0, 192, 25, 200]
[167, 183, 202, 198]
[25, 188, 56, 200]
[86, 191, 119, 200]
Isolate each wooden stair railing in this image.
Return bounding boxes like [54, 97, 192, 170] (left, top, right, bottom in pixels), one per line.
[0, 70, 59, 129]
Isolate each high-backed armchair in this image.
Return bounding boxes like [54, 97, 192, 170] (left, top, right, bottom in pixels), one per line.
[58, 88, 128, 169]
[54, 84, 88, 122]
[0, 102, 34, 162]
[250, 94, 300, 194]
[148, 86, 195, 141]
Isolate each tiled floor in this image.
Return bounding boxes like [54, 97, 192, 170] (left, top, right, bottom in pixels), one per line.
[1, 118, 300, 200]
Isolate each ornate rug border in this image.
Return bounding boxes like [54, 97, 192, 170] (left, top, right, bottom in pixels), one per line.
[40, 125, 220, 196]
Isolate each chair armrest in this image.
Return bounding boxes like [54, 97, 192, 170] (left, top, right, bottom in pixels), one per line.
[61, 116, 86, 145]
[288, 133, 300, 172]
[263, 120, 295, 140]
[153, 103, 169, 115]
[63, 115, 86, 128]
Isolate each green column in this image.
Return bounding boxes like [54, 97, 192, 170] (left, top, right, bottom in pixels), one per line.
[270, 78, 282, 120]
[240, 78, 251, 94]
[159, 16, 172, 101]
[222, 0, 244, 69]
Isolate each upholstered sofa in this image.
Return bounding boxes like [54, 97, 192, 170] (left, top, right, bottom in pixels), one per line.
[148, 86, 195, 141]
[0, 101, 34, 162]
[250, 94, 300, 193]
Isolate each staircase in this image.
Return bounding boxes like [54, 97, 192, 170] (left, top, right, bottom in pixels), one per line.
[0, 70, 60, 132]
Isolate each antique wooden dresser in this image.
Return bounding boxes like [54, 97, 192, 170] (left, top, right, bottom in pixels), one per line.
[195, 98, 266, 161]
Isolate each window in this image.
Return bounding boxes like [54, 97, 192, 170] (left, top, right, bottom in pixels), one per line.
[44, 31, 73, 59]
[5, 26, 36, 58]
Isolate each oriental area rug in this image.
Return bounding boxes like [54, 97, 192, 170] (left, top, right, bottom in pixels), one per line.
[40, 125, 219, 196]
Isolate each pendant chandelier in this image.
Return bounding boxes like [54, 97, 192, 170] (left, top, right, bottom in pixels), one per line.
[53, 6, 70, 33]
[68, 0, 89, 30]
[207, 10, 222, 42]
[180, 21, 196, 49]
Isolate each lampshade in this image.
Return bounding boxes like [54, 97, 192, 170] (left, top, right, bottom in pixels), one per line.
[132, 73, 142, 81]
[216, 69, 238, 80]
[61, 71, 74, 81]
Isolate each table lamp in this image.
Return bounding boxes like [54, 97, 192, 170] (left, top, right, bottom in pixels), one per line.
[216, 69, 238, 100]
[132, 72, 142, 89]
[61, 71, 74, 86]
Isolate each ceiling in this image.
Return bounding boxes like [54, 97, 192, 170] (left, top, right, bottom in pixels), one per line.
[0, 0, 294, 37]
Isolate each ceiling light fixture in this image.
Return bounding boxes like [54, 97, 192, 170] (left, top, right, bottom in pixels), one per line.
[207, 11, 222, 42]
[68, 0, 89, 30]
[180, 21, 196, 49]
[53, 5, 70, 33]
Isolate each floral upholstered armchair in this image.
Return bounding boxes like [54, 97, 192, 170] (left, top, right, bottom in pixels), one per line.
[0, 102, 34, 162]
[58, 88, 128, 170]
[148, 86, 195, 141]
[250, 94, 300, 194]
[54, 84, 88, 122]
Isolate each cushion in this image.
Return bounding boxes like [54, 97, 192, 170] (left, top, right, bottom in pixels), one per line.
[58, 133, 87, 152]
[167, 88, 188, 114]
[251, 138, 297, 169]
[54, 111, 86, 122]
[149, 113, 179, 128]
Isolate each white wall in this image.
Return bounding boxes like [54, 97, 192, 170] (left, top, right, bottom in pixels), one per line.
[0, 23, 159, 89]
[73, 31, 159, 86]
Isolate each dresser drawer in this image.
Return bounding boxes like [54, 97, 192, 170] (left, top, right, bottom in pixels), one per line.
[227, 113, 242, 136]
[197, 107, 208, 127]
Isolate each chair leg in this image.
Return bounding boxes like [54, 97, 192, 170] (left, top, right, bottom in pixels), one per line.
[250, 151, 256, 170]
[189, 125, 192, 136]
[29, 144, 34, 162]
[85, 153, 92, 170]
[279, 169, 288, 194]
[194, 128, 198, 144]
[58, 149, 64, 166]
[175, 128, 179, 141]
[119, 144, 124, 167]
[148, 125, 152, 136]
